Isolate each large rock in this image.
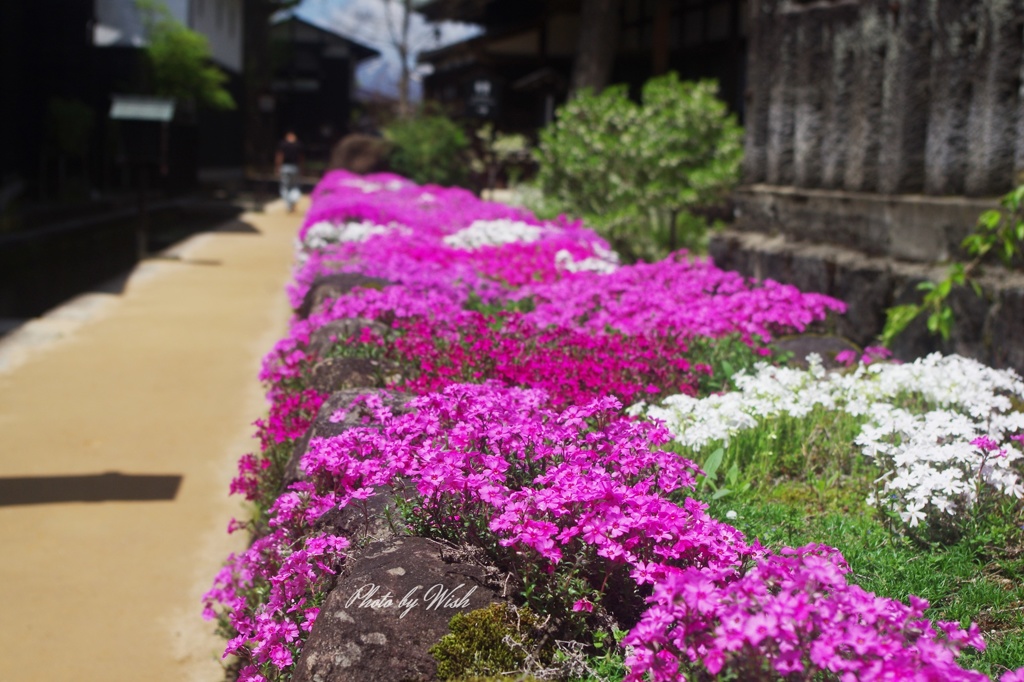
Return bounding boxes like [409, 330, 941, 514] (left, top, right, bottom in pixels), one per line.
[328, 134, 392, 175]
[830, 254, 892, 346]
[773, 334, 860, 369]
[292, 536, 503, 682]
[297, 274, 393, 319]
[283, 389, 409, 490]
[308, 357, 385, 394]
[309, 318, 389, 358]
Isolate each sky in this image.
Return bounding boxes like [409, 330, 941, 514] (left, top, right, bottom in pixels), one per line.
[292, 0, 480, 99]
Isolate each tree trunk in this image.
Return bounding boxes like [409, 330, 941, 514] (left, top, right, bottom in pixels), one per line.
[570, 0, 622, 96]
[393, 0, 414, 119]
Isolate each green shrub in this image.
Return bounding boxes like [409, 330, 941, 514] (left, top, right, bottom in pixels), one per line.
[535, 74, 743, 261]
[137, 0, 235, 110]
[385, 113, 470, 187]
[429, 603, 546, 680]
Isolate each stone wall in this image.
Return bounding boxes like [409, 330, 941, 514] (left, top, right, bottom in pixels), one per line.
[715, 0, 1024, 374]
[710, 229, 1024, 374]
[744, 0, 1024, 197]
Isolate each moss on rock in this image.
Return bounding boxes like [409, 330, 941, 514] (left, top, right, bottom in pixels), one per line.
[429, 603, 547, 680]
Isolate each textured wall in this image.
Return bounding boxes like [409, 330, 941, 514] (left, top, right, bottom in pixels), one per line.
[744, 0, 1024, 197]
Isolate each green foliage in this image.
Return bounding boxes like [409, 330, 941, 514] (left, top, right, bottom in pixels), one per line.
[136, 0, 236, 110]
[685, 333, 770, 394]
[384, 113, 470, 187]
[535, 74, 743, 261]
[880, 184, 1024, 347]
[473, 123, 533, 189]
[429, 603, 547, 680]
[669, 406, 871, 511]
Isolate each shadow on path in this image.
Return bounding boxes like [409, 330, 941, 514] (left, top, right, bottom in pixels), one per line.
[0, 472, 183, 506]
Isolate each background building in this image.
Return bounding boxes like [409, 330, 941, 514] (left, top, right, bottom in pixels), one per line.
[416, 0, 749, 131]
[269, 15, 380, 167]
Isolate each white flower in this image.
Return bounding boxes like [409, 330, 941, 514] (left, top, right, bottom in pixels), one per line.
[443, 219, 543, 249]
[302, 220, 400, 250]
[554, 248, 620, 274]
[900, 500, 927, 527]
[645, 353, 1024, 530]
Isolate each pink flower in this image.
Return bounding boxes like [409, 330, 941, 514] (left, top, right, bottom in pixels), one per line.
[269, 643, 293, 669]
[572, 599, 594, 613]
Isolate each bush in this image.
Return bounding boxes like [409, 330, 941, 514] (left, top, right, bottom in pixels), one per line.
[535, 74, 742, 261]
[384, 114, 470, 187]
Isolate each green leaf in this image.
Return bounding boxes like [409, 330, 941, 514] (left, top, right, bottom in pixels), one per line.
[917, 281, 936, 292]
[1010, 186, 1024, 210]
[711, 487, 732, 501]
[726, 461, 740, 487]
[702, 447, 725, 484]
[880, 304, 922, 346]
[979, 210, 1002, 231]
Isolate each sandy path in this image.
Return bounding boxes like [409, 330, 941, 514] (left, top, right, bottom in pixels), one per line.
[0, 201, 304, 681]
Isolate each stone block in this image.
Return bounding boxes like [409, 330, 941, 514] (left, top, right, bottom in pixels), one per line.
[765, 13, 799, 186]
[292, 536, 502, 682]
[788, 250, 833, 294]
[733, 185, 991, 263]
[964, 1, 1020, 196]
[758, 246, 793, 285]
[987, 287, 1024, 374]
[283, 389, 407, 491]
[923, 0, 981, 196]
[877, 0, 931, 194]
[308, 357, 392, 395]
[831, 256, 892, 346]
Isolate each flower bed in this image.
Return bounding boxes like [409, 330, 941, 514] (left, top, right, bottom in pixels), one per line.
[205, 170, 1024, 682]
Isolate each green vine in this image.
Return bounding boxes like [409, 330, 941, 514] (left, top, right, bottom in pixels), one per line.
[880, 185, 1024, 347]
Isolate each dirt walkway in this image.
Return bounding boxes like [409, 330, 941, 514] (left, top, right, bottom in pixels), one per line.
[0, 201, 305, 681]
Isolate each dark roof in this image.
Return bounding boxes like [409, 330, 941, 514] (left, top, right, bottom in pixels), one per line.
[271, 15, 381, 63]
[416, 0, 573, 28]
[414, 0, 491, 23]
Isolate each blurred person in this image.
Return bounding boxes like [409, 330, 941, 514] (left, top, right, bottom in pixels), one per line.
[275, 130, 303, 212]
